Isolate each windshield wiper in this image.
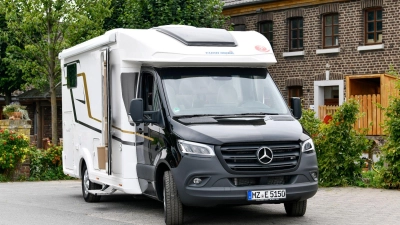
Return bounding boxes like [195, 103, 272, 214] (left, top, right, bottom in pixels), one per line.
[173, 113, 281, 119]
[234, 112, 279, 116]
[173, 114, 232, 119]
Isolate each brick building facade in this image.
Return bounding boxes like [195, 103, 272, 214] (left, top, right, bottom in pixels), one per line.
[222, 0, 400, 117]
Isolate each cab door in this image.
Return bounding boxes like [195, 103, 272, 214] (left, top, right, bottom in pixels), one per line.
[136, 71, 164, 196]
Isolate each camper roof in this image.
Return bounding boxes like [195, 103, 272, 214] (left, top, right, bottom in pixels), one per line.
[59, 25, 276, 67]
[153, 26, 237, 47]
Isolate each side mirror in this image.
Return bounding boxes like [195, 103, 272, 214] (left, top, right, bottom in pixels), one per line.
[129, 98, 162, 125]
[290, 97, 302, 119]
[129, 99, 144, 123]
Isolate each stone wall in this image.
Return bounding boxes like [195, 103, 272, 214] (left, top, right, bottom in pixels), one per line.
[0, 120, 31, 136]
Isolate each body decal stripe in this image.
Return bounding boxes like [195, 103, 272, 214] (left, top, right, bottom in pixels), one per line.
[69, 78, 154, 141]
[77, 73, 101, 122]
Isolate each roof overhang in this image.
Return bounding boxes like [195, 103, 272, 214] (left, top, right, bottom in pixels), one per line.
[223, 0, 278, 9]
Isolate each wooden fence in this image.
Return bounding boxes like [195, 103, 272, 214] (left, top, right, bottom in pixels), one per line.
[318, 94, 383, 135]
[351, 94, 382, 135]
[318, 105, 339, 121]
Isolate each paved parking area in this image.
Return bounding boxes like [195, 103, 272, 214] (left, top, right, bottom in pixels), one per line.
[0, 180, 399, 225]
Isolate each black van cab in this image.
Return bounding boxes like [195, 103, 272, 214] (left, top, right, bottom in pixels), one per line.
[130, 66, 318, 224]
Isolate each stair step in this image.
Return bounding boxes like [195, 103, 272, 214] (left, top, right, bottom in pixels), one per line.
[88, 189, 116, 196]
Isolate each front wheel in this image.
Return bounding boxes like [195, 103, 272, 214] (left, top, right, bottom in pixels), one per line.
[284, 200, 307, 217]
[81, 164, 102, 202]
[163, 171, 183, 225]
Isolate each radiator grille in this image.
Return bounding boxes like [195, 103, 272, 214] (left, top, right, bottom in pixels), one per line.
[219, 142, 301, 173]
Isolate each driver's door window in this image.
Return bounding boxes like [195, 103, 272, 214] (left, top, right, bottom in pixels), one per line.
[140, 73, 161, 112]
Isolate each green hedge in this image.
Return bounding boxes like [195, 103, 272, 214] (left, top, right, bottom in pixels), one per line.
[0, 130, 72, 181]
[29, 143, 72, 181]
[300, 99, 372, 187]
[0, 129, 30, 179]
[378, 81, 400, 188]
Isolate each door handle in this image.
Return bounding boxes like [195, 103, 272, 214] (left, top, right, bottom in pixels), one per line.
[137, 128, 143, 134]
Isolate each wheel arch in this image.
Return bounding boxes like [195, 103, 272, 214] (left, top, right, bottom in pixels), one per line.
[79, 158, 86, 179]
[78, 147, 93, 179]
[155, 162, 171, 201]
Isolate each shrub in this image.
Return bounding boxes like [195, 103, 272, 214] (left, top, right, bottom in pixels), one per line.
[378, 82, 400, 188]
[0, 129, 30, 178]
[316, 99, 371, 186]
[356, 171, 382, 188]
[299, 109, 321, 138]
[299, 99, 372, 186]
[29, 143, 70, 181]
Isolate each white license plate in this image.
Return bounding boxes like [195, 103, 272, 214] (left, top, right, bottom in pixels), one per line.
[247, 189, 286, 201]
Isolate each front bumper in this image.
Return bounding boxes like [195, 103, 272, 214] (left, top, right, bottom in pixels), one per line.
[171, 152, 318, 207]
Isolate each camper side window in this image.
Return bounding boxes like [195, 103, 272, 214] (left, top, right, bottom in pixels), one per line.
[67, 64, 77, 89]
[121, 73, 138, 114]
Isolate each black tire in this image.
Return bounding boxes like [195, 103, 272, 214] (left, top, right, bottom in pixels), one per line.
[163, 171, 183, 225]
[284, 200, 307, 217]
[81, 163, 102, 203]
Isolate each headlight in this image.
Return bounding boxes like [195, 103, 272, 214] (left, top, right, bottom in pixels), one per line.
[302, 139, 315, 153]
[177, 140, 215, 156]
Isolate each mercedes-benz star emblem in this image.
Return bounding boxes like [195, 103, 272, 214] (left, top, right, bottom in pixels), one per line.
[257, 147, 273, 165]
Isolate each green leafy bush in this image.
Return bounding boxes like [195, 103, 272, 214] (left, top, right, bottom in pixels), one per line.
[0, 129, 30, 178]
[300, 99, 372, 186]
[356, 171, 382, 188]
[317, 99, 371, 186]
[29, 143, 71, 181]
[299, 109, 321, 138]
[379, 83, 400, 188]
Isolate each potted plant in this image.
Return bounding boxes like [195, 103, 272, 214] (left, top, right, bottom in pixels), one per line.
[2, 102, 30, 120]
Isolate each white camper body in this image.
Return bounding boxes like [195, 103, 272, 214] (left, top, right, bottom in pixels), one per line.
[60, 26, 276, 194]
[60, 25, 318, 224]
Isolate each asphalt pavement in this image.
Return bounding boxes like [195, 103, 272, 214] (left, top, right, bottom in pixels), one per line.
[0, 180, 399, 225]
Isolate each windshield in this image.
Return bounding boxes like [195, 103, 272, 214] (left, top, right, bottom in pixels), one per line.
[157, 67, 290, 117]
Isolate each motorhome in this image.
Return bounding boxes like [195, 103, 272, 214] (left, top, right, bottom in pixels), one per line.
[59, 25, 318, 225]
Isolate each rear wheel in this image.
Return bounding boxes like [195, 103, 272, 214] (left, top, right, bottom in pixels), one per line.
[163, 171, 183, 225]
[284, 200, 307, 217]
[81, 163, 102, 202]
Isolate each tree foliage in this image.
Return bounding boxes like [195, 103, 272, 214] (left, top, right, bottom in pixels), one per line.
[118, 0, 227, 29]
[0, 12, 24, 105]
[2, 0, 111, 143]
[103, 0, 126, 30]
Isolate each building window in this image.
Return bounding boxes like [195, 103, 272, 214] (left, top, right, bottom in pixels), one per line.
[233, 24, 246, 31]
[288, 86, 303, 107]
[259, 21, 273, 47]
[323, 14, 339, 48]
[365, 8, 382, 44]
[289, 18, 303, 51]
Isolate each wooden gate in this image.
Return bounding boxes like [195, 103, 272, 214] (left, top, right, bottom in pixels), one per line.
[350, 94, 382, 135]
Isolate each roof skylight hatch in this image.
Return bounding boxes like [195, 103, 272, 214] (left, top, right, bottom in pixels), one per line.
[154, 26, 237, 47]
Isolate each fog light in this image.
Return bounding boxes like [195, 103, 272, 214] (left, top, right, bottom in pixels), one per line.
[193, 178, 202, 184]
[310, 172, 318, 181]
